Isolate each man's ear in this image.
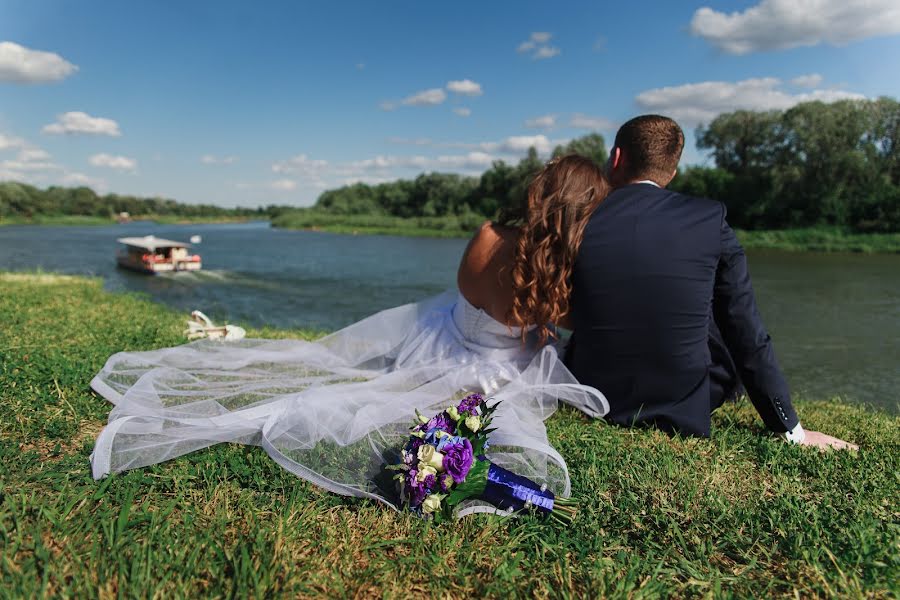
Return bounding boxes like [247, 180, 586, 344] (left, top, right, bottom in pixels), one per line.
[660, 167, 678, 188]
[611, 147, 623, 170]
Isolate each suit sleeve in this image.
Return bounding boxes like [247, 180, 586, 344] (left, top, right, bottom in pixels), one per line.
[713, 207, 799, 432]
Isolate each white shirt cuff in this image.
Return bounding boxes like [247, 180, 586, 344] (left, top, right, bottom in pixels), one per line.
[779, 422, 806, 444]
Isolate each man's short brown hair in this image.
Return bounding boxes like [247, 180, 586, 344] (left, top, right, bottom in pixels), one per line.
[613, 115, 684, 183]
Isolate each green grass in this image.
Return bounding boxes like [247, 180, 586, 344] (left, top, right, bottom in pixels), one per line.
[735, 227, 900, 253]
[0, 215, 116, 227]
[273, 212, 900, 253]
[1, 272, 898, 597]
[271, 211, 478, 239]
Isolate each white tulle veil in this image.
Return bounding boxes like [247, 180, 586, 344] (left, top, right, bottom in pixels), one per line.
[90, 291, 608, 514]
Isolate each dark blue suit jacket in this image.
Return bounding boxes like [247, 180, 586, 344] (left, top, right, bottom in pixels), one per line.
[567, 183, 798, 437]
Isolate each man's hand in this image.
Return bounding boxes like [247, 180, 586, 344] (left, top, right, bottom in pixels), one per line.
[799, 430, 859, 451]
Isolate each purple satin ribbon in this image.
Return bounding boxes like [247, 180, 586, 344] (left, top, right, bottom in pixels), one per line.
[480, 463, 555, 515]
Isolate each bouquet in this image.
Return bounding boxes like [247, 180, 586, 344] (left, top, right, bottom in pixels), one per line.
[386, 393, 577, 524]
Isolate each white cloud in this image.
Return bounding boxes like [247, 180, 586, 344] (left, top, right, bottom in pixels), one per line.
[0, 41, 78, 83]
[791, 73, 824, 88]
[0, 159, 60, 172]
[271, 153, 329, 176]
[517, 32, 560, 60]
[341, 152, 495, 175]
[61, 171, 106, 189]
[499, 135, 554, 154]
[348, 155, 430, 171]
[388, 137, 433, 146]
[42, 111, 122, 136]
[517, 31, 552, 53]
[89, 153, 137, 171]
[635, 77, 866, 126]
[402, 88, 447, 106]
[468, 136, 560, 159]
[0, 130, 111, 190]
[201, 154, 238, 165]
[267, 134, 568, 196]
[533, 46, 561, 60]
[446, 79, 483, 96]
[525, 114, 557, 129]
[0, 133, 26, 151]
[434, 151, 495, 170]
[690, 0, 900, 55]
[271, 153, 330, 190]
[379, 101, 398, 111]
[453, 107, 472, 117]
[569, 114, 615, 130]
[17, 148, 51, 162]
[356, 63, 366, 70]
[270, 179, 298, 191]
[0, 133, 55, 171]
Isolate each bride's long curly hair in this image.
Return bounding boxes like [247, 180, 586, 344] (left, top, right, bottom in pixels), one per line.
[500, 155, 609, 344]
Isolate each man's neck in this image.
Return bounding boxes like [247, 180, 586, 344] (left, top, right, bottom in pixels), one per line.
[631, 179, 661, 188]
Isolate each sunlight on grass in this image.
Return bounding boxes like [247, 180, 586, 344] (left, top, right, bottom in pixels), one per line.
[1, 273, 897, 596]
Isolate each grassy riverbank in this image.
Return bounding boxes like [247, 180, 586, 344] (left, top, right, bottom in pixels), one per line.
[271, 211, 476, 239]
[0, 272, 897, 597]
[736, 227, 900, 253]
[272, 212, 900, 252]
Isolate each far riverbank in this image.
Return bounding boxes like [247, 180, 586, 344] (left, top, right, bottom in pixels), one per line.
[4, 214, 898, 253]
[0, 214, 258, 227]
[271, 213, 900, 253]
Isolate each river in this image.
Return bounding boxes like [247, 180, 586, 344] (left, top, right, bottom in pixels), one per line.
[1, 221, 897, 412]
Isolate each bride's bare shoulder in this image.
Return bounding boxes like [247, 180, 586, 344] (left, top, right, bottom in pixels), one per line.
[457, 222, 517, 316]
[460, 221, 517, 272]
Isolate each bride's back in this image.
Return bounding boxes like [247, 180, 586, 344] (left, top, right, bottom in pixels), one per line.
[457, 221, 518, 327]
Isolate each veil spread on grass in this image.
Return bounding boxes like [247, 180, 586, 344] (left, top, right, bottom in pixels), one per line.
[90, 291, 608, 513]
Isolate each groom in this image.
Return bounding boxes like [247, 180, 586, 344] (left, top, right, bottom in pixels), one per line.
[566, 115, 855, 450]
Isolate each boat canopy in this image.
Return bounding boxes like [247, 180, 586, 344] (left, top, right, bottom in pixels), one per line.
[117, 236, 192, 251]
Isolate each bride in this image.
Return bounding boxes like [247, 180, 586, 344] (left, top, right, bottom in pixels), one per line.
[90, 155, 611, 512]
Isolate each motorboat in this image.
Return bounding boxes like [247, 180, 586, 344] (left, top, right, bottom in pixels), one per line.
[116, 236, 202, 274]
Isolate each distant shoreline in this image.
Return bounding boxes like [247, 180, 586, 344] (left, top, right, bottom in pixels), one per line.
[0, 214, 258, 227]
[274, 222, 900, 254]
[2, 215, 898, 253]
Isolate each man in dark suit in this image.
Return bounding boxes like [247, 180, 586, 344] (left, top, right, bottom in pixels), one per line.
[567, 114, 855, 450]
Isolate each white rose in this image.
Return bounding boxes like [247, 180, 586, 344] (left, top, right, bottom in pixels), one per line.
[465, 415, 482, 433]
[416, 465, 437, 482]
[417, 444, 445, 471]
[422, 494, 443, 514]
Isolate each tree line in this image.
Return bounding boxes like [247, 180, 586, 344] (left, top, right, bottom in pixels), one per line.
[270, 135, 608, 231]
[279, 98, 899, 233]
[673, 97, 900, 232]
[0, 182, 266, 220]
[3, 98, 898, 232]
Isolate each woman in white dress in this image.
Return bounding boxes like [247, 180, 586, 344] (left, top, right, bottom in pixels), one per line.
[90, 155, 611, 513]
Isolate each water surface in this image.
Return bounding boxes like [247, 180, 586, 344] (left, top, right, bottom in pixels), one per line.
[1, 222, 896, 412]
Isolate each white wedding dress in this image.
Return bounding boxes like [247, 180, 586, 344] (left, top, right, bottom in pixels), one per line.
[90, 290, 608, 511]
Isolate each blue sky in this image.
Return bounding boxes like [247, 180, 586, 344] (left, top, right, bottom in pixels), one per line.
[1, 0, 899, 207]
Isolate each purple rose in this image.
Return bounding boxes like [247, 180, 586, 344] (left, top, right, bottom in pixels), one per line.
[405, 472, 427, 507]
[443, 438, 474, 484]
[423, 474, 437, 490]
[407, 437, 423, 453]
[457, 393, 483, 415]
[427, 412, 456, 434]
